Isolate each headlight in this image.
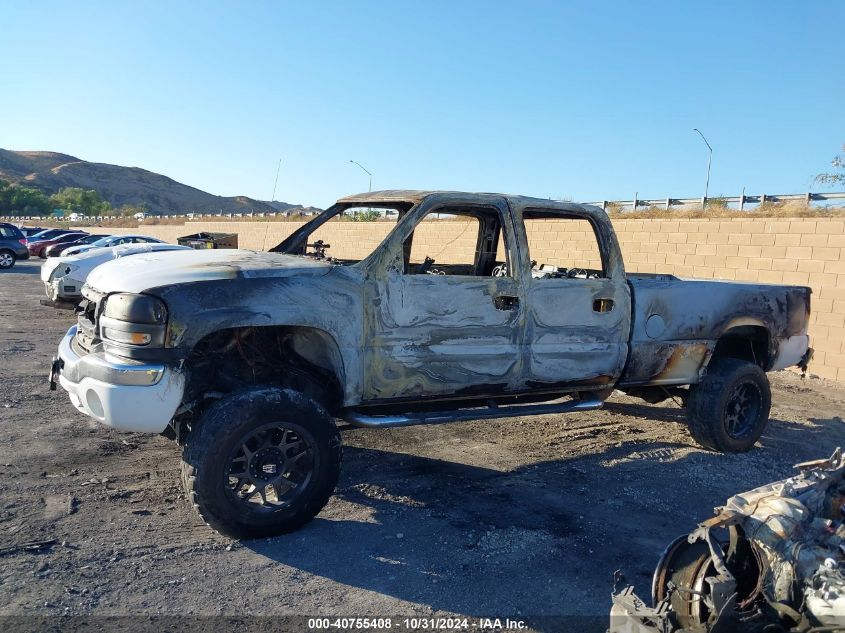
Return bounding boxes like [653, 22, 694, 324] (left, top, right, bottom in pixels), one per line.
[103, 293, 167, 324]
[47, 263, 75, 283]
[100, 293, 168, 349]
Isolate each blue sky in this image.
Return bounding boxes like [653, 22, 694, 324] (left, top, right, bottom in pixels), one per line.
[1, 1, 843, 208]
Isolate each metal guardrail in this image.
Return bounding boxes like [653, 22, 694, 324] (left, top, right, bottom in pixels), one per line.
[582, 191, 845, 212]
[1, 192, 844, 222]
[0, 210, 318, 222]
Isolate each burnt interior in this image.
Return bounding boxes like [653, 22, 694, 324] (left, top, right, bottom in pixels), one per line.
[402, 205, 508, 277]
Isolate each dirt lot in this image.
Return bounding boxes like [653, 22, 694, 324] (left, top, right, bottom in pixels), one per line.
[2, 258, 845, 631]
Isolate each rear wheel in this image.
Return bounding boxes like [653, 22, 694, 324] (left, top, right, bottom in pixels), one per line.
[686, 358, 771, 453]
[181, 387, 342, 539]
[0, 250, 15, 269]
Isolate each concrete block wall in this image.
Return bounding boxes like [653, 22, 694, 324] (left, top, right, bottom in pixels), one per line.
[609, 218, 845, 381]
[524, 219, 603, 270]
[87, 216, 845, 380]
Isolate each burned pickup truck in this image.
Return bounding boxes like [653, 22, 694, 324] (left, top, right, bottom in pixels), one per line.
[50, 191, 812, 538]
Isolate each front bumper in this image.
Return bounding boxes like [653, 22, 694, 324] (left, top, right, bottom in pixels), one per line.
[44, 276, 83, 302]
[52, 325, 184, 433]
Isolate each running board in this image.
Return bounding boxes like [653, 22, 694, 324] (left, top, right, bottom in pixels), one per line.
[341, 394, 603, 429]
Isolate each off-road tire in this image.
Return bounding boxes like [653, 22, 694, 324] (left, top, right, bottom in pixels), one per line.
[181, 386, 342, 539]
[686, 358, 771, 453]
[0, 250, 15, 270]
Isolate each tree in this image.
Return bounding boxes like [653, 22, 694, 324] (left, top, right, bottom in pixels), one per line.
[116, 203, 148, 217]
[10, 186, 51, 215]
[339, 208, 383, 222]
[815, 143, 845, 187]
[49, 187, 111, 216]
[0, 179, 8, 210]
[0, 179, 51, 215]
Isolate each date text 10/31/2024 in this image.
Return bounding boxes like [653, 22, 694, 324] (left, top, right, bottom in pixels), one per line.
[307, 617, 528, 630]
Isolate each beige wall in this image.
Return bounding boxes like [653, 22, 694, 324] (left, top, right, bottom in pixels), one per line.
[88, 217, 845, 381]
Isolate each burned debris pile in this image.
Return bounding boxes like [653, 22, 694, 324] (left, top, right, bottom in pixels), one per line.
[611, 449, 845, 632]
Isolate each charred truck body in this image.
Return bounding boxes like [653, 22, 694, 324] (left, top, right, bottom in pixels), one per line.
[50, 191, 812, 538]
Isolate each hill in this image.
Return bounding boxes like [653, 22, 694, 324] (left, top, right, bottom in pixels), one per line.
[0, 149, 310, 215]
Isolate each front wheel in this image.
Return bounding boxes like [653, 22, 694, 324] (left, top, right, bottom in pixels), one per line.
[0, 250, 15, 269]
[181, 387, 342, 539]
[686, 358, 771, 453]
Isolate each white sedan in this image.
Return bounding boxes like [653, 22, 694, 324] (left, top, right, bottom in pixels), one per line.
[62, 234, 165, 257]
[41, 243, 190, 304]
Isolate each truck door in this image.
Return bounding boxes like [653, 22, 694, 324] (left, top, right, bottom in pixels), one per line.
[362, 195, 526, 402]
[516, 204, 631, 390]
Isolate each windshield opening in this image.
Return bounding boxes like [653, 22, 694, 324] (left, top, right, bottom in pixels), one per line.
[271, 202, 411, 265]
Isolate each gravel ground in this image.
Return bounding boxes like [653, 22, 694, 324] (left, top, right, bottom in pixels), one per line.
[2, 258, 845, 631]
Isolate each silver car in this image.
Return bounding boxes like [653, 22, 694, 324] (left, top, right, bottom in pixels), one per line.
[62, 234, 164, 257]
[41, 243, 190, 303]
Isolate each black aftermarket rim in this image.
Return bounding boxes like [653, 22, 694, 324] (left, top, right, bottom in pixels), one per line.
[225, 422, 315, 511]
[724, 381, 762, 439]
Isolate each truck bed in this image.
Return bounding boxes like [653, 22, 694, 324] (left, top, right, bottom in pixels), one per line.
[619, 276, 811, 386]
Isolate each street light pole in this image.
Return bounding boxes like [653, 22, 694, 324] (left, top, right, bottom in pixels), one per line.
[692, 128, 712, 204]
[271, 158, 282, 203]
[349, 160, 372, 192]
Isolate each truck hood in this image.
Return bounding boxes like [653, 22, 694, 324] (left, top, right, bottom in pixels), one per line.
[85, 248, 334, 294]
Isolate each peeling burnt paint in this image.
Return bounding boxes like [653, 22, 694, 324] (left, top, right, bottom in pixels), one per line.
[610, 449, 845, 632]
[620, 276, 811, 386]
[74, 190, 812, 413]
[622, 341, 712, 386]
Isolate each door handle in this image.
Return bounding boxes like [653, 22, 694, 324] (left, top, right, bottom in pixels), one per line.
[593, 298, 614, 313]
[493, 294, 519, 311]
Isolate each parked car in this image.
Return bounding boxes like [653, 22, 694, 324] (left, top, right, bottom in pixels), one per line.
[41, 243, 191, 304]
[28, 231, 89, 258]
[0, 222, 29, 269]
[19, 226, 46, 237]
[51, 190, 812, 539]
[24, 228, 77, 244]
[45, 234, 113, 257]
[62, 234, 165, 257]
